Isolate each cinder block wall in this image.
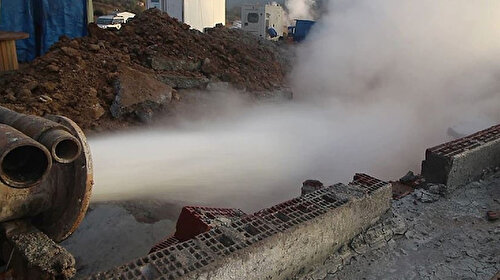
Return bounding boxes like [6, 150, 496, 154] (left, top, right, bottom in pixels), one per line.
[422, 124, 500, 187]
[90, 174, 392, 280]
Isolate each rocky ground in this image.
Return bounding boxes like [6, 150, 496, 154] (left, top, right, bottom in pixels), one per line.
[302, 172, 500, 280]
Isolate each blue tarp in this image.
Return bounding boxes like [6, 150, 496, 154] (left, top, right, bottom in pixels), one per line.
[0, 0, 89, 62]
[0, 0, 36, 61]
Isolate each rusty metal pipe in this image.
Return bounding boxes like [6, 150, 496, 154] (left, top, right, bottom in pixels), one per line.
[0, 107, 82, 164]
[0, 124, 52, 188]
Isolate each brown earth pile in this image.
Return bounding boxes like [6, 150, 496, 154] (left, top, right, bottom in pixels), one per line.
[0, 9, 287, 131]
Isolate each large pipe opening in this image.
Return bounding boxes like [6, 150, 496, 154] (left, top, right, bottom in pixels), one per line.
[1, 145, 51, 188]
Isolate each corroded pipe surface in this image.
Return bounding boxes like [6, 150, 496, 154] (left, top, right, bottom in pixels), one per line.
[0, 124, 52, 188]
[0, 112, 93, 280]
[0, 107, 82, 164]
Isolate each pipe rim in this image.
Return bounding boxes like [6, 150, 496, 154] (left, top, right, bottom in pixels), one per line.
[51, 136, 82, 164]
[0, 142, 52, 188]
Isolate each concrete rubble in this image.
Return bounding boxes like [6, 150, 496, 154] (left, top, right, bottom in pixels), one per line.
[1, 222, 76, 279]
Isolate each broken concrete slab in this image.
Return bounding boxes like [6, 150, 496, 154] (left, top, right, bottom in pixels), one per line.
[0, 221, 75, 279]
[110, 65, 173, 122]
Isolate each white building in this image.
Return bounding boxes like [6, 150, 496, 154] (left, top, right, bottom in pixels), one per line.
[147, 0, 225, 32]
[241, 3, 285, 40]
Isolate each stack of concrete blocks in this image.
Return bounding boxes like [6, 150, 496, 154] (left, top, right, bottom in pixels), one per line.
[422, 124, 500, 188]
[90, 174, 392, 280]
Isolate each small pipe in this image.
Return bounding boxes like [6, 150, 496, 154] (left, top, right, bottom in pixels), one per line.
[37, 129, 82, 164]
[0, 124, 52, 188]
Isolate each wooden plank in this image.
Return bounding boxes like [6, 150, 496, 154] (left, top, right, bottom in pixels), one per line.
[0, 40, 19, 71]
[0, 31, 29, 41]
[0, 41, 9, 71]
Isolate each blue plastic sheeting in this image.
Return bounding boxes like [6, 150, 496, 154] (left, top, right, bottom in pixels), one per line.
[0, 0, 88, 62]
[0, 0, 37, 61]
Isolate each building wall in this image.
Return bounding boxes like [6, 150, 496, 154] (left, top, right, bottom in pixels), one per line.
[147, 0, 224, 31]
[265, 4, 285, 37]
[184, 0, 225, 31]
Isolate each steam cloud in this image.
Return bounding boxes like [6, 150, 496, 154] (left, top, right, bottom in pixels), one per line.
[91, 1, 500, 211]
[285, 0, 317, 22]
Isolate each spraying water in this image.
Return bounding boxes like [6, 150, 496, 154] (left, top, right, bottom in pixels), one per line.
[91, 0, 500, 212]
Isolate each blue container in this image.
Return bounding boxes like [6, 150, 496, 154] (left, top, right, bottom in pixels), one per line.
[294, 20, 315, 42]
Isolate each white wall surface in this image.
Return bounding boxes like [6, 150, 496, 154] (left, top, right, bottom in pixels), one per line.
[184, 0, 225, 31]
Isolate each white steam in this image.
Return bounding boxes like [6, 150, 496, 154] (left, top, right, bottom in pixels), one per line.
[90, 1, 500, 212]
[285, 0, 317, 21]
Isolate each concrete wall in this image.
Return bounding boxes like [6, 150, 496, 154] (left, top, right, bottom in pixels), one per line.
[89, 174, 391, 280]
[422, 124, 500, 188]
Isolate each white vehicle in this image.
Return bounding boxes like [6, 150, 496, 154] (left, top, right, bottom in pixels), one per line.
[97, 12, 135, 30]
[241, 3, 284, 40]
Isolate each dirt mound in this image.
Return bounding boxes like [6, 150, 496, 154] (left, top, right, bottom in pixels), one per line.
[92, 9, 286, 90]
[0, 9, 288, 131]
[0, 36, 131, 130]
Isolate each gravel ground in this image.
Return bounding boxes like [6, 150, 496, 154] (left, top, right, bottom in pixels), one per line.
[304, 172, 500, 280]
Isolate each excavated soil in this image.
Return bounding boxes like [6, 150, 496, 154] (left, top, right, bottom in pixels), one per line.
[0, 9, 289, 131]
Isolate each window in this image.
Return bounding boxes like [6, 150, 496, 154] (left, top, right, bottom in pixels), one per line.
[247, 13, 259, 23]
[97, 18, 113, 25]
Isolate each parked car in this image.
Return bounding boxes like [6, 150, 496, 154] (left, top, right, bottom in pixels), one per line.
[97, 12, 135, 30]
